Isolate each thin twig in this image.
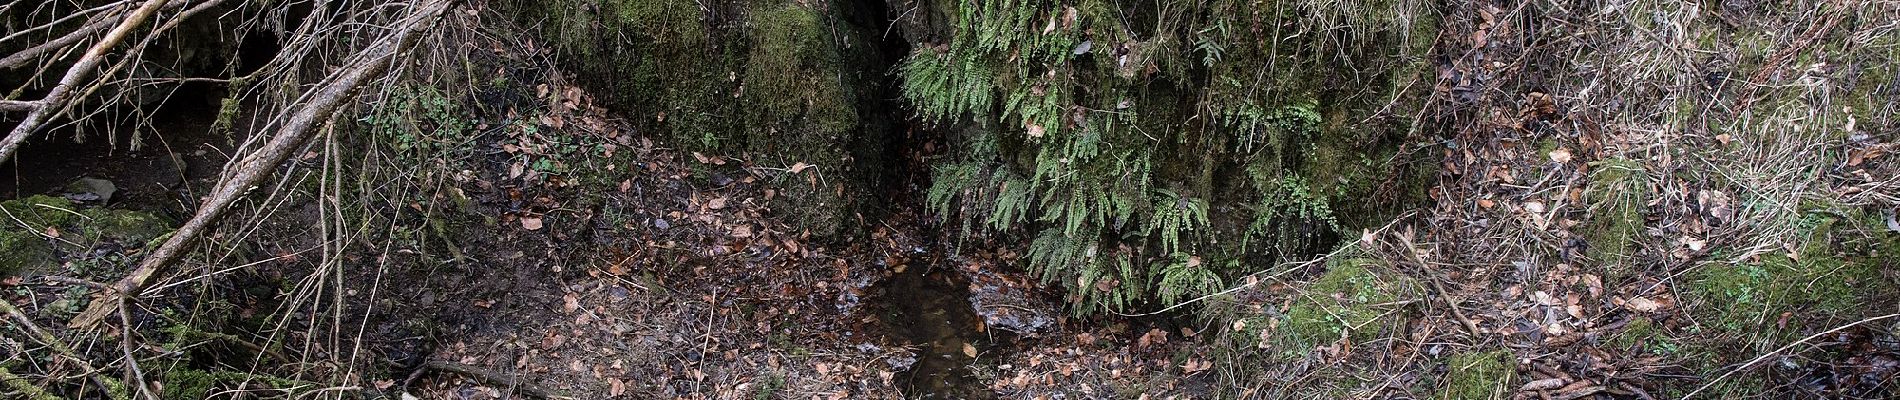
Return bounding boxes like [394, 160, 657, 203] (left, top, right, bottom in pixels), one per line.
[1683, 313, 1900, 398]
[1112, 213, 1414, 317]
[0, 0, 175, 165]
[68, 0, 455, 329]
[0, 298, 115, 397]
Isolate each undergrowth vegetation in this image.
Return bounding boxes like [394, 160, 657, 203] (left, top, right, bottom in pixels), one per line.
[905, 0, 1437, 315]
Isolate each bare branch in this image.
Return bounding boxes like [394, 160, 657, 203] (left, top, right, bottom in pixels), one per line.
[0, 0, 177, 165]
[0, 100, 36, 112]
[69, 0, 456, 329]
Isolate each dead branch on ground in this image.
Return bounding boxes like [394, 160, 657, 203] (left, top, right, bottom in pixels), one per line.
[68, 0, 454, 329]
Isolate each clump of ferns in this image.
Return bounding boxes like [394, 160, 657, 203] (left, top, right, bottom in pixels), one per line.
[1242, 175, 1341, 258]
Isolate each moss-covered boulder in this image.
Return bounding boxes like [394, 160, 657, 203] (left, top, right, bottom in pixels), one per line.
[0, 194, 175, 278]
[0, 196, 80, 276]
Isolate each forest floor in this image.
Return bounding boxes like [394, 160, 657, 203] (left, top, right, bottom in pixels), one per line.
[3, 2, 1898, 400]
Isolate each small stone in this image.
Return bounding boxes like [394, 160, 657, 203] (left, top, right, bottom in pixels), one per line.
[65, 177, 116, 203]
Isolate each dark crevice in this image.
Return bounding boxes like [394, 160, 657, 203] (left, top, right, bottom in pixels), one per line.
[840, 0, 993, 397]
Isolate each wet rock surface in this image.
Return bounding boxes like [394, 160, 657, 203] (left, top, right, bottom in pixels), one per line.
[958, 259, 1057, 337]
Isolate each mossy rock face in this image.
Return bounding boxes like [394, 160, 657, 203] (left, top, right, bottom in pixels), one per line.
[1278, 257, 1415, 350]
[0, 194, 175, 278]
[1438, 350, 1516, 400]
[81, 208, 172, 245]
[491, 0, 900, 238]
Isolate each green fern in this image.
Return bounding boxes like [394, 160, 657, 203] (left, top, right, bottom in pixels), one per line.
[1154, 252, 1222, 305]
[1242, 175, 1340, 256]
[1146, 189, 1209, 255]
[904, 0, 1427, 316]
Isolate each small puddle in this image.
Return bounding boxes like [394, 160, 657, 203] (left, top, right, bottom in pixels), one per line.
[874, 262, 994, 399]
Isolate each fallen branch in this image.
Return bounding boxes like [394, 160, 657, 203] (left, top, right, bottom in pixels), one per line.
[1683, 313, 1900, 398]
[0, 0, 173, 166]
[0, 100, 36, 112]
[68, 0, 454, 329]
[0, 298, 115, 397]
[0, 365, 65, 400]
[0, 1, 153, 71]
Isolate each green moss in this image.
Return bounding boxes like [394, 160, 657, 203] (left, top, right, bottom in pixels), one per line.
[1, 195, 80, 227]
[1684, 203, 1894, 377]
[1584, 158, 1647, 277]
[81, 208, 171, 245]
[1280, 256, 1414, 349]
[0, 229, 54, 277]
[1438, 350, 1515, 400]
[615, 0, 706, 48]
[161, 367, 218, 400]
[744, 5, 823, 116]
[0, 194, 173, 277]
[0, 196, 78, 276]
[1608, 316, 1658, 350]
[158, 367, 314, 399]
[0, 364, 60, 400]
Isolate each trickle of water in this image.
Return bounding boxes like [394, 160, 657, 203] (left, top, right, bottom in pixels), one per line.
[873, 263, 994, 400]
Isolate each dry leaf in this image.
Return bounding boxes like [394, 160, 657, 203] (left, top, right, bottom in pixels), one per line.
[707, 197, 728, 210]
[788, 162, 813, 174]
[1548, 148, 1573, 163]
[1625, 297, 1664, 312]
[1190, 359, 1212, 373]
[1679, 236, 1706, 251]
